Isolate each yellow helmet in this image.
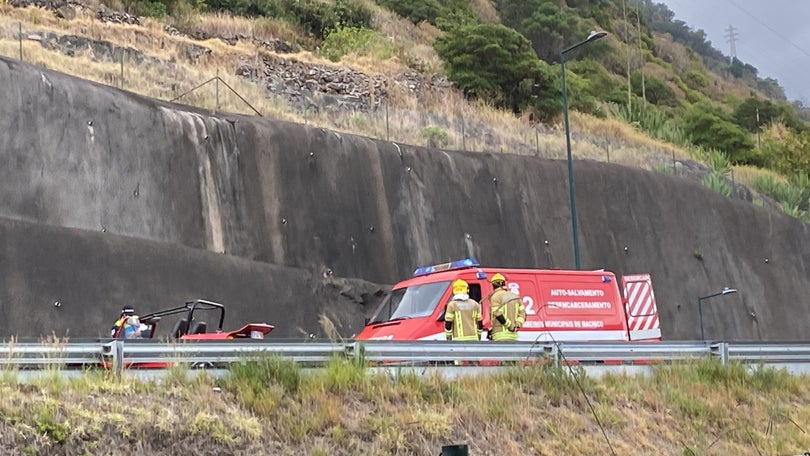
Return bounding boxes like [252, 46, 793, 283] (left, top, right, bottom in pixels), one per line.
[452, 279, 469, 295]
[491, 273, 506, 285]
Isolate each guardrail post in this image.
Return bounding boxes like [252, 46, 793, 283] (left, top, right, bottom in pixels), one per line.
[719, 342, 729, 365]
[551, 344, 561, 368]
[710, 342, 729, 365]
[111, 340, 123, 378]
[351, 341, 365, 365]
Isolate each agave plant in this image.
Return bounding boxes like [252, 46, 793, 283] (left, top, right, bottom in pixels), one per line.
[702, 172, 732, 197]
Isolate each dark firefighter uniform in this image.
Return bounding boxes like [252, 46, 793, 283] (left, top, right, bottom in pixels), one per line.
[487, 273, 526, 341]
[444, 279, 483, 341]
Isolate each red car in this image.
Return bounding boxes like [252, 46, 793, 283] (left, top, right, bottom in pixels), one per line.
[105, 299, 275, 370]
[137, 299, 275, 340]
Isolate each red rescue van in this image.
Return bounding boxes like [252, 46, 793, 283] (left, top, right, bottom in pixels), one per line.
[357, 258, 661, 342]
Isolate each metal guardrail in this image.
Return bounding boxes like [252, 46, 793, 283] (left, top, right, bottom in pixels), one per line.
[3, 340, 810, 376]
[718, 342, 810, 364]
[0, 342, 107, 367]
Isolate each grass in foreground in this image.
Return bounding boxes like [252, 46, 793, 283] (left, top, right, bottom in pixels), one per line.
[1, 356, 809, 455]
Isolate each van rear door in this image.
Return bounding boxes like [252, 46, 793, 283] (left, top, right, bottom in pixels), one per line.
[622, 274, 662, 341]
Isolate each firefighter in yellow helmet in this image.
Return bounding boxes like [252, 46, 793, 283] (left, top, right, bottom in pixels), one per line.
[487, 273, 525, 341]
[444, 279, 483, 341]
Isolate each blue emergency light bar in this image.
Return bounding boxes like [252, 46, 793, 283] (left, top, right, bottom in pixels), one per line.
[413, 258, 480, 277]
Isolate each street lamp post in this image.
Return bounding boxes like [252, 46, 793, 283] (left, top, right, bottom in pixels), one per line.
[698, 287, 738, 340]
[561, 31, 607, 270]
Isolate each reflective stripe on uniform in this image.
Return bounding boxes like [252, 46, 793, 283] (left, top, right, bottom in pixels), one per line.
[445, 298, 482, 340]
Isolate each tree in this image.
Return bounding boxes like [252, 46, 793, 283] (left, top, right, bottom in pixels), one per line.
[567, 58, 626, 110]
[434, 23, 557, 114]
[733, 97, 801, 133]
[377, 0, 476, 30]
[498, 0, 589, 63]
[376, 0, 443, 24]
[757, 77, 787, 101]
[728, 57, 758, 82]
[632, 72, 677, 106]
[760, 125, 810, 177]
[683, 107, 755, 164]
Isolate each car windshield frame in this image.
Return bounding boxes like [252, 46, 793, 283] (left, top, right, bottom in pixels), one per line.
[370, 281, 451, 323]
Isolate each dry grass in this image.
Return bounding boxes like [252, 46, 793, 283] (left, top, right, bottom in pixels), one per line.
[733, 165, 788, 189]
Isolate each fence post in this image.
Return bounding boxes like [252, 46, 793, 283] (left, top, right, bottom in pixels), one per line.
[535, 127, 540, 157]
[19, 22, 23, 61]
[215, 70, 220, 114]
[385, 101, 390, 142]
[460, 113, 466, 151]
[120, 52, 124, 89]
[671, 150, 676, 175]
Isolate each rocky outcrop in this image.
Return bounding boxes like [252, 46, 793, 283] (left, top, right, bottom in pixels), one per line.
[231, 53, 453, 114]
[25, 30, 211, 67]
[8, 0, 449, 115]
[95, 4, 140, 25]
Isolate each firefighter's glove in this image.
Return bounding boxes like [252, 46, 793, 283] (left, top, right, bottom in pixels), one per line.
[503, 318, 513, 331]
[445, 333, 453, 341]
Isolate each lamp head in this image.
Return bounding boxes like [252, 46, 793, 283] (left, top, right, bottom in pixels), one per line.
[721, 287, 738, 295]
[587, 31, 608, 42]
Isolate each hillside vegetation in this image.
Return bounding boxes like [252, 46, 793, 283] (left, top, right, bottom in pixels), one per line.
[0, 0, 807, 221]
[3, 357, 810, 455]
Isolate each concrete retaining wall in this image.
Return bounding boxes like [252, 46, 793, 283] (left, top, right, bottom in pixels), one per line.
[0, 56, 808, 340]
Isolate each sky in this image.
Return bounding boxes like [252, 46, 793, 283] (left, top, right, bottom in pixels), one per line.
[659, 0, 810, 104]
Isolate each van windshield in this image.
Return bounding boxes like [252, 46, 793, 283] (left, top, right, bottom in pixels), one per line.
[370, 281, 451, 323]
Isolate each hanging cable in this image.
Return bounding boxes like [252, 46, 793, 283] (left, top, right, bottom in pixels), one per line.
[525, 305, 617, 456]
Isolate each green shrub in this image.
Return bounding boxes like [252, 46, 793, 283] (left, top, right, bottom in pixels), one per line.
[34, 409, 69, 444]
[422, 125, 450, 148]
[377, 0, 442, 24]
[206, 0, 372, 40]
[567, 59, 624, 113]
[681, 107, 754, 163]
[377, 0, 476, 30]
[632, 72, 678, 106]
[653, 163, 676, 175]
[227, 354, 302, 393]
[683, 70, 708, 89]
[694, 147, 731, 176]
[753, 174, 810, 222]
[607, 102, 690, 147]
[145, 1, 167, 17]
[320, 356, 366, 392]
[702, 172, 732, 197]
[434, 23, 557, 115]
[321, 27, 392, 62]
